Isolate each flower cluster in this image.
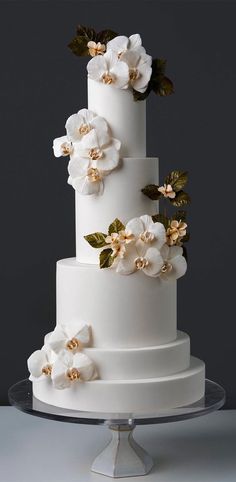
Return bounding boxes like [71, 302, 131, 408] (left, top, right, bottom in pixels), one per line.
[53, 108, 121, 195]
[87, 34, 152, 94]
[28, 321, 97, 390]
[84, 215, 187, 280]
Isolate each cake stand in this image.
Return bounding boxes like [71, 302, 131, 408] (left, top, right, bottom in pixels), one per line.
[8, 379, 225, 478]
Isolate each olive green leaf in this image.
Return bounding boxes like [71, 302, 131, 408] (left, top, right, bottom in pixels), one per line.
[133, 58, 174, 101]
[99, 248, 114, 269]
[164, 171, 188, 192]
[141, 184, 161, 200]
[108, 218, 125, 235]
[181, 232, 190, 243]
[68, 25, 118, 57]
[152, 213, 169, 230]
[96, 29, 118, 44]
[84, 232, 108, 248]
[172, 210, 187, 221]
[170, 191, 191, 207]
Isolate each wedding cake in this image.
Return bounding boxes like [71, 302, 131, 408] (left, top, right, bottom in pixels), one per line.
[28, 28, 205, 413]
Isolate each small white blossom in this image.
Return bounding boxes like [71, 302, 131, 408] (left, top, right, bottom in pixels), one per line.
[158, 184, 176, 199]
[65, 108, 109, 144]
[159, 245, 187, 281]
[51, 350, 97, 390]
[87, 50, 130, 89]
[27, 345, 55, 382]
[87, 41, 106, 57]
[53, 136, 73, 158]
[47, 321, 90, 355]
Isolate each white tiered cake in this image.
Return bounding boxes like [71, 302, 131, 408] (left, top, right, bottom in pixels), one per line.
[28, 32, 205, 413]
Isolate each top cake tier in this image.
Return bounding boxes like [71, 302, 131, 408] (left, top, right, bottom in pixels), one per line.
[87, 78, 146, 157]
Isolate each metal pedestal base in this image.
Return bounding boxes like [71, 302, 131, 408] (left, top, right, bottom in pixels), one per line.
[92, 424, 153, 478]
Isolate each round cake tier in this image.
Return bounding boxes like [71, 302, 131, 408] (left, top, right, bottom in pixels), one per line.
[88, 78, 146, 157]
[83, 331, 190, 380]
[75, 157, 158, 264]
[57, 258, 177, 349]
[33, 357, 205, 413]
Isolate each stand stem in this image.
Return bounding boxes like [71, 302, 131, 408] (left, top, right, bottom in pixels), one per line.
[91, 424, 153, 478]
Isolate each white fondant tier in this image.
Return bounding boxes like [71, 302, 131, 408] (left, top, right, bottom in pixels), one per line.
[88, 78, 146, 157]
[57, 258, 177, 349]
[75, 157, 158, 263]
[84, 331, 190, 380]
[33, 357, 205, 413]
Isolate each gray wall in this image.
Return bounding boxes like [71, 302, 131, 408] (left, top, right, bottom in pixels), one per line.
[1, 0, 235, 406]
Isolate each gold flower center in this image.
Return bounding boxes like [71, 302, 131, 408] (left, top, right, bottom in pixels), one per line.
[79, 123, 92, 136]
[102, 72, 115, 84]
[42, 364, 52, 376]
[87, 167, 101, 182]
[134, 257, 149, 270]
[129, 68, 139, 81]
[66, 368, 81, 381]
[88, 148, 103, 161]
[140, 231, 154, 243]
[66, 337, 82, 351]
[161, 262, 172, 274]
[61, 142, 72, 156]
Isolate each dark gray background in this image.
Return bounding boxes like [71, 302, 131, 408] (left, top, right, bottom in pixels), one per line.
[1, 0, 235, 407]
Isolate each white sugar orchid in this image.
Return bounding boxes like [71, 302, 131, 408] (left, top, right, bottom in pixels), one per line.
[53, 136, 73, 158]
[159, 245, 187, 281]
[72, 128, 121, 171]
[68, 158, 104, 195]
[65, 108, 109, 144]
[27, 345, 55, 382]
[47, 321, 90, 355]
[126, 215, 166, 252]
[114, 215, 167, 277]
[121, 50, 152, 93]
[87, 50, 130, 89]
[116, 245, 164, 277]
[107, 33, 146, 58]
[51, 350, 97, 390]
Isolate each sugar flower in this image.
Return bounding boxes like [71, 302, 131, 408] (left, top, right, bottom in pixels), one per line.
[166, 220, 188, 246]
[116, 245, 164, 277]
[158, 184, 176, 199]
[87, 50, 130, 89]
[53, 136, 73, 158]
[27, 345, 55, 382]
[47, 321, 90, 355]
[121, 50, 152, 93]
[65, 108, 109, 144]
[107, 33, 146, 58]
[51, 350, 97, 390]
[159, 245, 187, 281]
[68, 158, 104, 195]
[126, 215, 166, 252]
[105, 230, 135, 259]
[87, 41, 106, 57]
[72, 128, 120, 172]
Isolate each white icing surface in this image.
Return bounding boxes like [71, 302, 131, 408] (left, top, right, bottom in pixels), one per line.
[83, 331, 190, 380]
[33, 357, 205, 413]
[87, 78, 146, 157]
[57, 258, 177, 348]
[75, 157, 159, 264]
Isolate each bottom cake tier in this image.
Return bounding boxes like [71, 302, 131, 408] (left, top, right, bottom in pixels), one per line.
[33, 356, 205, 413]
